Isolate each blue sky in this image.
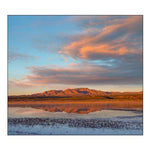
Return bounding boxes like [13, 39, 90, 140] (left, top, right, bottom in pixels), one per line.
[8, 16, 143, 95]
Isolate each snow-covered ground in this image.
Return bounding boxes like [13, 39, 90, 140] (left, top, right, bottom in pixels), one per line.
[8, 107, 143, 135]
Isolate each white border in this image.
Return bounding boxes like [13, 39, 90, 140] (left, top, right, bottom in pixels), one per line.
[0, 0, 149, 150]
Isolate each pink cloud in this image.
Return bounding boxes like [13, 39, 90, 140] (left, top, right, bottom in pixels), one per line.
[59, 16, 142, 60]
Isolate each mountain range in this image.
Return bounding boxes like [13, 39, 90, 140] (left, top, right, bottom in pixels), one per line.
[32, 88, 143, 97]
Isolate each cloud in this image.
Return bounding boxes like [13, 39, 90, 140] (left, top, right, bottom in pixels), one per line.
[60, 54, 68, 62]
[8, 78, 48, 88]
[10, 61, 142, 88]
[8, 51, 38, 62]
[59, 16, 142, 62]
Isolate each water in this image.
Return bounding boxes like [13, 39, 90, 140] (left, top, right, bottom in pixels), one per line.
[8, 107, 143, 135]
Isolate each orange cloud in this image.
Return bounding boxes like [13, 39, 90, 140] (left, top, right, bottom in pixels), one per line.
[60, 16, 142, 60]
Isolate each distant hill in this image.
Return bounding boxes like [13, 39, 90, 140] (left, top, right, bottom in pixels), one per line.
[31, 88, 143, 97]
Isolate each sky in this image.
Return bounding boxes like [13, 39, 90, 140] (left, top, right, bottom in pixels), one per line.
[8, 15, 143, 95]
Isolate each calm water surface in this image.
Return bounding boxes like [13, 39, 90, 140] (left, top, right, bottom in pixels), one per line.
[8, 107, 143, 135]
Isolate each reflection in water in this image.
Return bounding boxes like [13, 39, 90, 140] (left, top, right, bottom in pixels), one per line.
[8, 107, 143, 135]
[9, 101, 143, 114]
[8, 107, 142, 119]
